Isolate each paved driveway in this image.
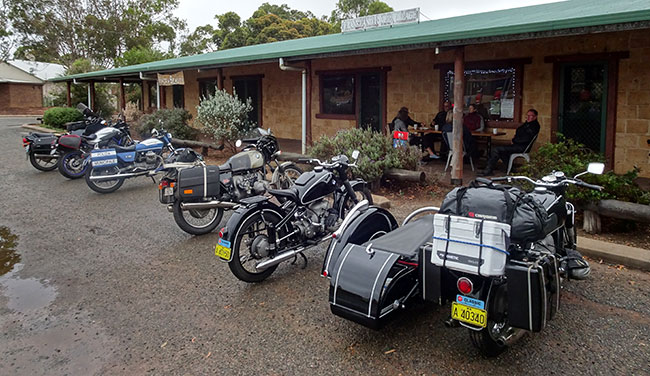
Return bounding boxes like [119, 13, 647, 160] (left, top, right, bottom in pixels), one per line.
[0, 119, 649, 375]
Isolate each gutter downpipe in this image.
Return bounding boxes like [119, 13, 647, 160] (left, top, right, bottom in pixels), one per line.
[279, 58, 307, 154]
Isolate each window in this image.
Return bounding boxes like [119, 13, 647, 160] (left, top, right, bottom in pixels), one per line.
[320, 74, 355, 115]
[199, 79, 218, 100]
[232, 76, 262, 126]
[437, 59, 529, 127]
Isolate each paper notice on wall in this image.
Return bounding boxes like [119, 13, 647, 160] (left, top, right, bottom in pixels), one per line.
[157, 72, 185, 86]
[500, 98, 515, 119]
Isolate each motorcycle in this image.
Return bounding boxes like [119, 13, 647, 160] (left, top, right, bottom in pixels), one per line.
[157, 128, 303, 235]
[55, 119, 133, 179]
[84, 128, 174, 194]
[323, 163, 605, 356]
[215, 151, 373, 283]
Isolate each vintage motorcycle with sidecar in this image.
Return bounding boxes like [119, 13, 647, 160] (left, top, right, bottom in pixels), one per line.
[323, 163, 604, 356]
[215, 151, 372, 282]
[156, 129, 303, 235]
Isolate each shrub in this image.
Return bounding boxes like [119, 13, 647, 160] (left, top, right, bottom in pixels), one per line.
[309, 128, 421, 183]
[195, 89, 256, 153]
[520, 134, 649, 205]
[136, 108, 198, 140]
[42, 107, 83, 129]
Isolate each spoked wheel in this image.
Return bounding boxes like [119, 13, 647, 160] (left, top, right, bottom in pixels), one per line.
[468, 284, 518, 357]
[85, 166, 124, 194]
[228, 210, 287, 283]
[272, 163, 303, 189]
[29, 152, 58, 171]
[339, 185, 373, 219]
[172, 201, 223, 235]
[58, 151, 88, 179]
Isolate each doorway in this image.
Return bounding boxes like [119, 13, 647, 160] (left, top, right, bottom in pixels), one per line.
[558, 62, 608, 153]
[358, 72, 383, 133]
[233, 77, 262, 126]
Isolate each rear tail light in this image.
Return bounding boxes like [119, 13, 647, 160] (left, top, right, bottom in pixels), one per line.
[457, 277, 473, 295]
[22, 137, 27, 144]
[159, 180, 169, 190]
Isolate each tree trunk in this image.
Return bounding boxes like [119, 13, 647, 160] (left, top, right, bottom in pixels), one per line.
[383, 168, 426, 183]
[583, 210, 602, 234]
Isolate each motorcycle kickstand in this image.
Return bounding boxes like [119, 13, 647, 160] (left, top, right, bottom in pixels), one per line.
[290, 252, 308, 269]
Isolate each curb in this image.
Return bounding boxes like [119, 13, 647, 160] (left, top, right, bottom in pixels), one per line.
[578, 237, 650, 271]
[21, 124, 59, 133]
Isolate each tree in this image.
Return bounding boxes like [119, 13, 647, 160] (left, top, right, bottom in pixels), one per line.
[179, 25, 216, 56]
[0, 0, 15, 61]
[115, 46, 169, 67]
[48, 59, 115, 116]
[6, 0, 183, 67]
[329, 0, 394, 30]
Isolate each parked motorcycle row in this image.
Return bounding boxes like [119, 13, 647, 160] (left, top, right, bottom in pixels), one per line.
[23, 112, 605, 356]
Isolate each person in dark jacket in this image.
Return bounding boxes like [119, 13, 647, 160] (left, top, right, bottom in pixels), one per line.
[479, 109, 540, 176]
[392, 107, 440, 160]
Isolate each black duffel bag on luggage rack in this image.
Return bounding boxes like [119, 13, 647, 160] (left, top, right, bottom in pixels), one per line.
[439, 178, 549, 243]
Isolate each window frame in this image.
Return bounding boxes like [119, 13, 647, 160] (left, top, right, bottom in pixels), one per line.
[435, 58, 531, 129]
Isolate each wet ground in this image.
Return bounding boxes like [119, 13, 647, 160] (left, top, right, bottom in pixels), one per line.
[1, 117, 649, 375]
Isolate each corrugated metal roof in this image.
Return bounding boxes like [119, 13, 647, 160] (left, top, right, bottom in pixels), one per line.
[52, 0, 650, 82]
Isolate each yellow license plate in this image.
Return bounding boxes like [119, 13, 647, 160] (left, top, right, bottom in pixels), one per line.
[451, 302, 487, 328]
[215, 238, 232, 260]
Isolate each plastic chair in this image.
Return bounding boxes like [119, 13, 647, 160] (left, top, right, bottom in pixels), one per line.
[443, 131, 474, 172]
[506, 133, 538, 175]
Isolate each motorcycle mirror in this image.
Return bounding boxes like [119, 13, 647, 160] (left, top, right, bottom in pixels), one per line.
[235, 139, 242, 148]
[587, 162, 605, 175]
[351, 150, 360, 160]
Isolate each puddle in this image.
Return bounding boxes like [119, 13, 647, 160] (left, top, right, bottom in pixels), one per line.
[0, 226, 20, 276]
[0, 226, 57, 313]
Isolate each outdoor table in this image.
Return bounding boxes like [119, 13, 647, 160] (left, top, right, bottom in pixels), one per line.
[409, 127, 507, 157]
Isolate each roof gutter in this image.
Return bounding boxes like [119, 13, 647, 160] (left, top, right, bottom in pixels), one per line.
[279, 58, 308, 154]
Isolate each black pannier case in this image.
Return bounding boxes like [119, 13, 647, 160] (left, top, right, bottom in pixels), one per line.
[176, 165, 220, 200]
[505, 256, 560, 332]
[31, 135, 57, 153]
[329, 244, 418, 329]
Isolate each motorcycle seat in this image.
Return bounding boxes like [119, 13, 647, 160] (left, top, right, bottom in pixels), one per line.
[367, 215, 434, 258]
[113, 144, 137, 152]
[267, 187, 299, 202]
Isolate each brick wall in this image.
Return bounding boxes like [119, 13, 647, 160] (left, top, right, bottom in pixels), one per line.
[0, 83, 44, 115]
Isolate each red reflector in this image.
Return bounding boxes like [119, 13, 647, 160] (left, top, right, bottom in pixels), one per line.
[23, 138, 27, 143]
[323, 271, 328, 277]
[218, 227, 226, 238]
[457, 277, 473, 295]
[331, 233, 337, 239]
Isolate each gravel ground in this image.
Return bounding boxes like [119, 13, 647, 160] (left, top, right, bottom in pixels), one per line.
[1, 117, 649, 375]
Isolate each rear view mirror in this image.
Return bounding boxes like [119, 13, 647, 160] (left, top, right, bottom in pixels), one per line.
[235, 139, 242, 148]
[351, 150, 360, 160]
[587, 162, 605, 175]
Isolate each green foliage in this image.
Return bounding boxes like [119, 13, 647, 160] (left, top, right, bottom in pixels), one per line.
[137, 108, 197, 140]
[520, 134, 648, 205]
[309, 128, 420, 182]
[115, 46, 169, 67]
[329, 0, 394, 30]
[42, 107, 83, 129]
[47, 59, 114, 117]
[195, 90, 256, 152]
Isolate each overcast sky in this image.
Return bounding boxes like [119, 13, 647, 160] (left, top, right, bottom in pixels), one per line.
[174, 0, 565, 31]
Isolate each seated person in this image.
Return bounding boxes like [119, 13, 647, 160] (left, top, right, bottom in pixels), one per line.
[392, 107, 439, 161]
[463, 104, 484, 132]
[442, 110, 475, 158]
[479, 108, 540, 176]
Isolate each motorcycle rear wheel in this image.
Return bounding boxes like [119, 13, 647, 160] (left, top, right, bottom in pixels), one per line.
[85, 166, 125, 194]
[271, 163, 303, 189]
[228, 210, 286, 283]
[172, 201, 223, 235]
[58, 151, 87, 179]
[29, 152, 58, 171]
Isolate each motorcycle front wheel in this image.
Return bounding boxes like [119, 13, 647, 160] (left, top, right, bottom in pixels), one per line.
[85, 166, 125, 194]
[339, 185, 373, 219]
[172, 201, 223, 235]
[228, 210, 287, 283]
[29, 152, 58, 171]
[58, 151, 87, 179]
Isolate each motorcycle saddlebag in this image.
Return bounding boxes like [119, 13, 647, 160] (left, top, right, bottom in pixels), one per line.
[329, 244, 418, 329]
[505, 255, 560, 332]
[58, 134, 81, 150]
[30, 135, 57, 153]
[176, 165, 220, 200]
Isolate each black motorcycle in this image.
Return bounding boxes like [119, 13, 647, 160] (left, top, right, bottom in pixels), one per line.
[158, 129, 303, 235]
[216, 151, 372, 282]
[323, 163, 604, 356]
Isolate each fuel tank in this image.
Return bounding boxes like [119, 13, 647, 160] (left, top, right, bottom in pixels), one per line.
[294, 167, 337, 205]
[136, 138, 164, 152]
[228, 150, 264, 172]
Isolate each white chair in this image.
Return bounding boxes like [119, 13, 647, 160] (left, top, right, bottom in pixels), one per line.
[506, 133, 538, 175]
[443, 132, 474, 172]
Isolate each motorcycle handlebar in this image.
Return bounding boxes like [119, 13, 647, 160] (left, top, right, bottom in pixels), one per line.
[490, 175, 603, 191]
[575, 180, 604, 191]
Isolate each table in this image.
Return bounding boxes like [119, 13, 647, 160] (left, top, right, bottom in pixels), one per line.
[408, 127, 507, 157]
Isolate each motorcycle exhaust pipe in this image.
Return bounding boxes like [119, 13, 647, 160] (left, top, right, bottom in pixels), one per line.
[89, 171, 148, 181]
[495, 328, 526, 347]
[255, 247, 305, 271]
[180, 201, 239, 210]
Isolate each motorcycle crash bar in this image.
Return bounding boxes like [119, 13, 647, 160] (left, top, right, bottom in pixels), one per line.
[255, 235, 331, 271]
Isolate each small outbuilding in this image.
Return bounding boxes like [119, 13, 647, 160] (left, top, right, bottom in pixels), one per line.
[0, 61, 45, 115]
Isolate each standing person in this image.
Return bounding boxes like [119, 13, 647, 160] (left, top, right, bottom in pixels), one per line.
[479, 109, 540, 176]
